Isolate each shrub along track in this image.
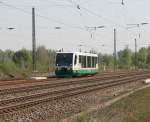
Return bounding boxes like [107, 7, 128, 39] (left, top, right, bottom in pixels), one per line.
[0, 70, 149, 115]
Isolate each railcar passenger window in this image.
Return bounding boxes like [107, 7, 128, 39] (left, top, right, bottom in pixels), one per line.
[81, 56, 84, 68]
[92, 57, 94, 67]
[83, 56, 86, 68]
[79, 55, 81, 63]
[87, 56, 91, 68]
[94, 57, 96, 67]
[74, 55, 77, 65]
[94, 57, 97, 67]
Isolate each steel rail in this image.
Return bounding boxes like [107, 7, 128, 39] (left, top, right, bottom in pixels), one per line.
[0, 70, 144, 86]
[0, 71, 148, 95]
[0, 73, 149, 114]
[0, 73, 149, 107]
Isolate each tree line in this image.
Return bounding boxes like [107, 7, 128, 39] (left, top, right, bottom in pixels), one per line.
[0, 46, 149, 78]
[98, 46, 150, 71]
[0, 46, 55, 78]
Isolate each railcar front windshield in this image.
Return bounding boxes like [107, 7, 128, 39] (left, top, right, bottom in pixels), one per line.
[56, 53, 73, 66]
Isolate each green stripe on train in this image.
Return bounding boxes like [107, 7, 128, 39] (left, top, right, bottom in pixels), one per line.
[73, 69, 97, 75]
[55, 69, 97, 77]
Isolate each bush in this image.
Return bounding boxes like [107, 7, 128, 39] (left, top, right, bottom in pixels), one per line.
[0, 61, 18, 75]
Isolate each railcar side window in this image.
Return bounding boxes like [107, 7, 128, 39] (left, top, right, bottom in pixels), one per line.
[79, 55, 81, 63]
[74, 55, 77, 65]
[94, 57, 96, 67]
[83, 56, 86, 68]
[87, 56, 91, 68]
[92, 57, 94, 67]
[81, 56, 84, 68]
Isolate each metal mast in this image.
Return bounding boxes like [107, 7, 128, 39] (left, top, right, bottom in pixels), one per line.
[32, 7, 36, 71]
[114, 28, 117, 72]
[135, 38, 137, 69]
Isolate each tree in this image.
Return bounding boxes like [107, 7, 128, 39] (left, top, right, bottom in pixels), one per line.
[118, 48, 133, 69]
[138, 47, 148, 68]
[146, 47, 150, 66]
[0, 50, 4, 63]
[4, 50, 14, 61]
[48, 49, 56, 71]
[102, 54, 114, 70]
[36, 46, 49, 71]
[36, 46, 56, 71]
[13, 49, 32, 69]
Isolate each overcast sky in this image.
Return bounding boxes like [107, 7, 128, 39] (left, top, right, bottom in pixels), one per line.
[0, 0, 150, 54]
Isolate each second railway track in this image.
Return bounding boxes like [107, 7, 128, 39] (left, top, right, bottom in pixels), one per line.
[0, 71, 149, 115]
[0, 70, 149, 95]
[0, 70, 144, 87]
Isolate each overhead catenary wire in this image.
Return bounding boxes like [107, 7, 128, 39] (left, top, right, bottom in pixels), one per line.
[3, 0, 124, 29]
[65, 0, 124, 28]
[79, 0, 94, 5]
[70, 1, 118, 39]
[1, 0, 148, 31]
[0, 0, 115, 43]
[42, 0, 122, 40]
[36, 0, 114, 41]
[0, 1, 87, 31]
[68, 0, 90, 30]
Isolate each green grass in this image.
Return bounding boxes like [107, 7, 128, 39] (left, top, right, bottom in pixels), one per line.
[70, 86, 150, 122]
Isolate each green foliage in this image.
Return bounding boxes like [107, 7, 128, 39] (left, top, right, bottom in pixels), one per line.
[98, 53, 114, 71]
[36, 46, 49, 66]
[118, 48, 133, 69]
[48, 49, 56, 71]
[138, 47, 148, 68]
[0, 49, 4, 62]
[4, 49, 14, 61]
[13, 49, 32, 69]
[0, 45, 150, 79]
[0, 47, 56, 78]
[103, 54, 114, 68]
[146, 47, 150, 65]
[103, 55, 113, 66]
[0, 60, 18, 75]
[36, 46, 55, 72]
[97, 46, 150, 70]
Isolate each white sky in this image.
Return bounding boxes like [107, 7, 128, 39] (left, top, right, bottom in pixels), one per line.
[0, 0, 150, 54]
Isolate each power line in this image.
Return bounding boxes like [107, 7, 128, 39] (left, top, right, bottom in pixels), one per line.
[0, 0, 114, 43]
[79, 0, 94, 5]
[81, 7, 123, 27]
[35, 0, 111, 38]
[0, 1, 86, 31]
[64, 0, 89, 29]
[64, 0, 124, 27]
[0, 1, 32, 14]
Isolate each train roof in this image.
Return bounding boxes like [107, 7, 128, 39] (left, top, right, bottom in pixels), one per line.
[56, 52, 98, 57]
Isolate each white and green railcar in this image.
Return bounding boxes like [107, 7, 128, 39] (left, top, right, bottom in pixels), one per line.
[55, 52, 98, 77]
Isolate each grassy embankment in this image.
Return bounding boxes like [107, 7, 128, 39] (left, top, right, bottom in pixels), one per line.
[70, 86, 150, 122]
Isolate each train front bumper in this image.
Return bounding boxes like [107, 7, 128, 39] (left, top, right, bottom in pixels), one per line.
[55, 67, 73, 77]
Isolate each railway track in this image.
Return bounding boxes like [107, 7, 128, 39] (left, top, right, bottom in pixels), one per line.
[0, 71, 149, 115]
[0, 70, 143, 87]
[0, 71, 148, 95]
